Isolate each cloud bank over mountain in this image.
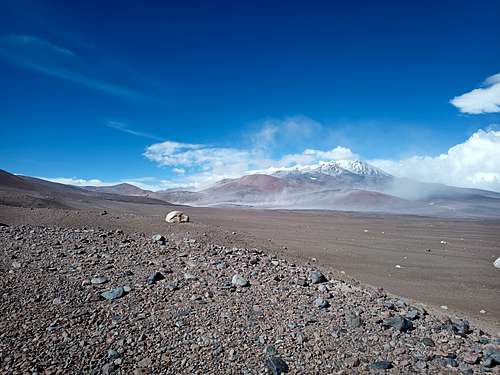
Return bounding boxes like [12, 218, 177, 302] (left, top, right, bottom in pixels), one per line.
[141, 118, 500, 192]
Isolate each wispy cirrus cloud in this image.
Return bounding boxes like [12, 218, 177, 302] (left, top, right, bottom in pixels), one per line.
[0, 34, 151, 101]
[450, 73, 500, 114]
[105, 121, 163, 141]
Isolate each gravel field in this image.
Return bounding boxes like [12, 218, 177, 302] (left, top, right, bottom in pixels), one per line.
[0, 206, 499, 374]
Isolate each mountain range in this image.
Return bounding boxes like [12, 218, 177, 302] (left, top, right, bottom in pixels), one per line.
[2, 160, 500, 218]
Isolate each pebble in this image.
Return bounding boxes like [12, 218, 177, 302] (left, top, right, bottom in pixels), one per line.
[382, 315, 413, 332]
[265, 356, 289, 375]
[369, 360, 392, 370]
[147, 271, 165, 285]
[309, 270, 327, 284]
[231, 274, 250, 287]
[101, 287, 127, 300]
[313, 297, 330, 308]
[91, 275, 109, 285]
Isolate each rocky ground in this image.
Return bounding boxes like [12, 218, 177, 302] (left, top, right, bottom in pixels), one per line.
[1, 221, 499, 374]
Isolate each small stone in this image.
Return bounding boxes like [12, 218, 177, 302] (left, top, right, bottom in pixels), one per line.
[101, 287, 126, 300]
[445, 357, 459, 368]
[147, 271, 165, 285]
[91, 276, 109, 285]
[369, 361, 392, 370]
[494, 257, 500, 268]
[102, 363, 116, 374]
[309, 271, 327, 284]
[382, 315, 413, 332]
[165, 281, 179, 291]
[405, 308, 420, 320]
[296, 278, 308, 287]
[265, 356, 289, 375]
[458, 363, 473, 375]
[12, 261, 21, 269]
[462, 353, 480, 364]
[264, 345, 277, 356]
[313, 297, 330, 309]
[421, 337, 435, 347]
[345, 310, 362, 328]
[452, 320, 470, 336]
[231, 274, 250, 287]
[151, 234, 166, 244]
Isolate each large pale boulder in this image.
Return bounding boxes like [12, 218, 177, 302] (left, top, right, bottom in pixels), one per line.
[494, 257, 500, 269]
[165, 210, 189, 223]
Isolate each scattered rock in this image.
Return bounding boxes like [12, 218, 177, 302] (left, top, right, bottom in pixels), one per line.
[313, 297, 330, 308]
[91, 275, 109, 285]
[421, 337, 435, 347]
[265, 356, 289, 375]
[101, 287, 127, 300]
[147, 271, 165, 285]
[165, 211, 189, 223]
[382, 315, 413, 332]
[309, 270, 327, 284]
[151, 234, 166, 244]
[231, 274, 249, 287]
[345, 310, 362, 328]
[494, 257, 500, 268]
[369, 360, 392, 370]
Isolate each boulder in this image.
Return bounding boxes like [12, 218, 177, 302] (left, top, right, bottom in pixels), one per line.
[165, 211, 189, 223]
[494, 257, 500, 268]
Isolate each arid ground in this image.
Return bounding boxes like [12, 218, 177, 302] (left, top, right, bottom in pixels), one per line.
[1, 204, 498, 334]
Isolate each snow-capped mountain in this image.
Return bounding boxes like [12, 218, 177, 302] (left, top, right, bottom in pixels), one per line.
[314, 160, 391, 177]
[273, 160, 391, 179]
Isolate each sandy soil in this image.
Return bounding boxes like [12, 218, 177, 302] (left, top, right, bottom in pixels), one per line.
[1, 204, 499, 335]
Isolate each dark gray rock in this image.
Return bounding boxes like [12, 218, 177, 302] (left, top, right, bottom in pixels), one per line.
[458, 363, 473, 374]
[101, 287, 126, 300]
[265, 356, 289, 375]
[444, 357, 459, 368]
[452, 320, 470, 336]
[147, 271, 165, 285]
[482, 348, 500, 368]
[382, 315, 413, 332]
[264, 345, 277, 356]
[369, 361, 392, 370]
[309, 271, 327, 284]
[345, 310, 362, 328]
[405, 308, 420, 320]
[151, 234, 166, 244]
[421, 337, 435, 347]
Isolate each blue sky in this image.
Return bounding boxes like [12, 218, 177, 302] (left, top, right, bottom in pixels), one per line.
[1, 0, 500, 190]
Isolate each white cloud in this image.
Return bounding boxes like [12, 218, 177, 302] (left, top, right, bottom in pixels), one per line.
[143, 117, 359, 189]
[450, 73, 500, 114]
[39, 126, 500, 193]
[371, 129, 500, 191]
